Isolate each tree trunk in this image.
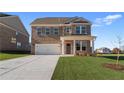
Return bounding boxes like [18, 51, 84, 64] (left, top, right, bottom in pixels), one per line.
[116, 51, 120, 65]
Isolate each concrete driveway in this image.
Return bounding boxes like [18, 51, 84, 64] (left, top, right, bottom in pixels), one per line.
[0, 55, 59, 80]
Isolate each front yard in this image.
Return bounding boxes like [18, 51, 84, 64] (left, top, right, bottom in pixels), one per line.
[0, 53, 30, 61]
[52, 55, 124, 80]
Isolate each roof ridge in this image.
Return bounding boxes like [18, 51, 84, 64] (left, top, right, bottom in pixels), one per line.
[31, 16, 92, 25]
[35, 17, 72, 19]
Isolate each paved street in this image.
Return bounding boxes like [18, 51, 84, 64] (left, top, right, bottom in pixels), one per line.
[0, 55, 59, 80]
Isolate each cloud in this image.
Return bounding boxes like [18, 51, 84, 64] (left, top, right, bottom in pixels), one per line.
[103, 14, 122, 25]
[93, 14, 122, 27]
[92, 24, 102, 27]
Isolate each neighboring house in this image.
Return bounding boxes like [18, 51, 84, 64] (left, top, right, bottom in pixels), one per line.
[0, 13, 30, 52]
[96, 47, 111, 54]
[31, 17, 96, 55]
[112, 48, 121, 54]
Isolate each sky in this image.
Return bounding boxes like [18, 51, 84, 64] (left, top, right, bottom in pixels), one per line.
[5, 12, 124, 49]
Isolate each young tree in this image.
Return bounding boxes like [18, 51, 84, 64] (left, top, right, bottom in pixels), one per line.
[112, 36, 123, 65]
[116, 36, 122, 65]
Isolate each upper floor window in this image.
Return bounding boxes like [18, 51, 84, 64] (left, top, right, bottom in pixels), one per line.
[45, 27, 50, 35]
[36, 27, 42, 36]
[75, 25, 87, 35]
[64, 27, 72, 34]
[36, 27, 41, 32]
[53, 28, 59, 35]
[65, 27, 70, 32]
[76, 26, 80, 34]
[81, 26, 87, 35]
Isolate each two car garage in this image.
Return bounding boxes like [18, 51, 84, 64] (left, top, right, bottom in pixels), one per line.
[35, 44, 61, 55]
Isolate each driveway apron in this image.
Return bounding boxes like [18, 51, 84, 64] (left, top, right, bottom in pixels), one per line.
[0, 55, 59, 80]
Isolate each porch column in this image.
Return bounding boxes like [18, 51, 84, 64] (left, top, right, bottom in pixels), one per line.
[73, 40, 76, 54]
[62, 40, 64, 54]
[92, 40, 94, 53]
[80, 40, 82, 51]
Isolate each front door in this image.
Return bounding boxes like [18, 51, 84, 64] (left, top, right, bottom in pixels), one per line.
[66, 43, 71, 54]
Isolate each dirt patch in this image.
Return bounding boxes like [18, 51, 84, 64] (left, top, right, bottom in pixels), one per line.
[103, 63, 124, 71]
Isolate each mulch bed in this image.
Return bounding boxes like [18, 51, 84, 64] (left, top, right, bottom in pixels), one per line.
[103, 63, 124, 71]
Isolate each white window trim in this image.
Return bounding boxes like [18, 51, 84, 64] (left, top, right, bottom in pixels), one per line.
[36, 27, 42, 31]
[11, 37, 16, 44]
[17, 42, 21, 48]
[75, 40, 87, 51]
[45, 27, 51, 35]
[80, 26, 82, 34]
[53, 27, 59, 35]
[64, 27, 70, 35]
[76, 26, 80, 34]
[36, 27, 43, 36]
[79, 25, 87, 35]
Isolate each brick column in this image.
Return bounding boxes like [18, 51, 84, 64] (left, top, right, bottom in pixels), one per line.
[80, 40, 82, 51]
[73, 40, 76, 54]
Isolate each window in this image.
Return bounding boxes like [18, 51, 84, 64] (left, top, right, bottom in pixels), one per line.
[11, 37, 16, 44]
[82, 41, 87, 51]
[36, 27, 42, 36]
[16, 32, 19, 36]
[81, 26, 87, 35]
[37, 31, 41, 36]
[53, 28, 59, 35]
[76, 40, 80, 50]
[75, 41, 87, 51]
[76, 26, 80, 34]
[75, 25, 87, 35]
[11, 37, 16, 41]
[82, 46, 86, 50]
[36, 27, 41, 31]
[66, 27, 70, 32]
[65, 27, 71, 34]
[45, 27, 50, 35]
[17, 42, 21, 48]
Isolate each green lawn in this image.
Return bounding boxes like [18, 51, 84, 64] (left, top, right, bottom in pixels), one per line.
[0, 53, 30, 61]
[97, 53, 124, 56]
[52, 55, 124, 80]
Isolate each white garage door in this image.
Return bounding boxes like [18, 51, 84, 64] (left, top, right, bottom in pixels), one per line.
[35, 44, 61, 55]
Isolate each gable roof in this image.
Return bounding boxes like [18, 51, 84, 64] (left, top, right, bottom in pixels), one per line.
[31, 17, 92, 25]
[0, 13, 29, 36]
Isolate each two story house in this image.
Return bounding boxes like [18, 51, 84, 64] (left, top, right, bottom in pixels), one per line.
[31, 17, 96, 55]
[95, 47, 111, 54]
[0, 13, 30, 53]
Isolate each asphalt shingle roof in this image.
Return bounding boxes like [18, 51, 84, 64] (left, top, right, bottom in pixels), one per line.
[0, 13, 11, 17]
[31, 17, 91, 25]
[0, 13, 29, 36]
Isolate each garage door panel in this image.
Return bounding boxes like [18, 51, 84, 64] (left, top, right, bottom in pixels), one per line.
[35, 44, 61, 55]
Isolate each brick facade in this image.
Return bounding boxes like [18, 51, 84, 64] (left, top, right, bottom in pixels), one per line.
[31, 17, 95, 55]
[0, 24, 29, 52]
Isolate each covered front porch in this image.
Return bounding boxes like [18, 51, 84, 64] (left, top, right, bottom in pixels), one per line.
[60, 35, 96, 55]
